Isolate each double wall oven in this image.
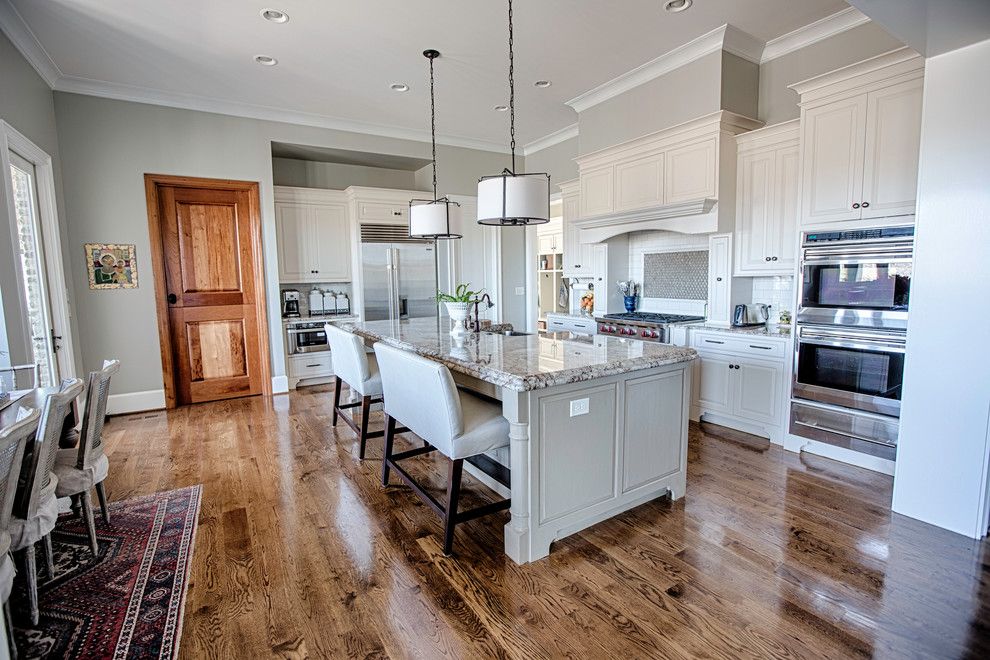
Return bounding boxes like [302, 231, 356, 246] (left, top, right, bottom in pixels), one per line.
[790, 226, 914, 460]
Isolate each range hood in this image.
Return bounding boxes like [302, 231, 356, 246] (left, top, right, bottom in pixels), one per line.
[574, 198, 719, 243]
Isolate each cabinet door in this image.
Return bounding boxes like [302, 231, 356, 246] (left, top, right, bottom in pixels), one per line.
[861, 79, 923, 219]
[561, 193, 584, 275]
[311, 203, 351, 281]
[614, 154, 664, 212]
[734, 149, 775, 274]
[357, 200, 408, 224]
[768, 144, 800, 272]
[665, 138, 717, 204]
[276, 202, 316, 282]
[697, 354, 733, 414]
[707, 234, 731, 326]
[580, 166, 614, 217]
[800, 96, 868, 224]
[732, 360, 780, 425]
[538, 234, 555, 256]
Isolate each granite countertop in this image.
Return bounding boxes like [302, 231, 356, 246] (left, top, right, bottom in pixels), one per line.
[338, 317, 697, 392]
[689, 323, 793, 339]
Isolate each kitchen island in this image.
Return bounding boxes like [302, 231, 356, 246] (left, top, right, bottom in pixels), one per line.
[336, 317, 697, 563]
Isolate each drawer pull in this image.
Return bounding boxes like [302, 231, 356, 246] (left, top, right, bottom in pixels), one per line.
[306, 363, 322, 368]
[704, 339, 725, 344]
[749, 345, 772, 350]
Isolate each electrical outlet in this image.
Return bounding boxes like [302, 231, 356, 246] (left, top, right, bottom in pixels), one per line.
[569, 397, 590, 417]
[515, 286, 525, 295]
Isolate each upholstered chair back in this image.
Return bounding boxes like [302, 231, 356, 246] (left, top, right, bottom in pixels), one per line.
[325, 325, 371, 390]
[0, 407, 39, 543]
[75, 359, 120, 470]
[373, 342, 463, 458]
[25, 378, 83, 516]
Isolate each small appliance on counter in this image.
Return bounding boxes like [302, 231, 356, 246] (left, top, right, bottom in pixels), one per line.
[309, 288, 325, 316]
[281, 289, 301, 318]
[733, 303, 769, 327]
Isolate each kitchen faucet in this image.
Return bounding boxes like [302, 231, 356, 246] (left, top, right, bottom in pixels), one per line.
[471, 294, 494, 332]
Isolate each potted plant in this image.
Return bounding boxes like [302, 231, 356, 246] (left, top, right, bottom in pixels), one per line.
[437, 283, 483, 335]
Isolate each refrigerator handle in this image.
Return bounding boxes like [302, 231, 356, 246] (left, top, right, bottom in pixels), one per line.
[390, 247, 400, 321]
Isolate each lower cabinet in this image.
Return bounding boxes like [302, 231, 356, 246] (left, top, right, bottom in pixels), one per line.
[690, 330, 788, 443]
[287, 353, 333, 389]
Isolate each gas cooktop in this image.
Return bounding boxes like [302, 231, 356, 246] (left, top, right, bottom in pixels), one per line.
[601, 313, 705, 324]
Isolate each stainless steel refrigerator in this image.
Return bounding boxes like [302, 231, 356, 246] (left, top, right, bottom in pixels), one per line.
[361, 230, 438, 323]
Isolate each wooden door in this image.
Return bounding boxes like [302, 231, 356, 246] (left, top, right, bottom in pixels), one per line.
[861, 79, 924, 220]
[146, 176, 270, 407]
[800, 95, 868, 224]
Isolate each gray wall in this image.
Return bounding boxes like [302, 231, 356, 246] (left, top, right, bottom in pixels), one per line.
[577, 51, 723, 155]
[272, 157, 421, 191]
[0, 31, 82, 372]
[52, 92, 512, 396]
[758, 22, 906, 125]
[720, 52, 760, 119]
[526, 136, 580, 191]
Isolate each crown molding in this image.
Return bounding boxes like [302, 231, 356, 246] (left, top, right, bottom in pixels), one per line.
[789, 47, 922, 98]
[522, 123, 579, 156]
[761, 7, 871, 64]
[52, 75, 510, 154]
[565, 24, 735, 114]
[0, 0, 61, 86]
[721, 24, 767, 64]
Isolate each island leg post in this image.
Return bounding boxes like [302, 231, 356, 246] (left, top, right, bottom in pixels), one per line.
[502, 390, 534, 564]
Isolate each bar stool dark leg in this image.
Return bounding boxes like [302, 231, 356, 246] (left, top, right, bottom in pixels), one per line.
[443, 459, 464, 556]
[331, 376, 342, 426]
[382, 415, 396, 486]
[359, 395, 372, 459]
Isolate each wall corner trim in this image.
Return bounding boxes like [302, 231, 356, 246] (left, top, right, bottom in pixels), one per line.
[272, 375, 289, 394]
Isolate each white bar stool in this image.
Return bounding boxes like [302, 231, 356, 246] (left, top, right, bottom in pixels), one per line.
[373, 341, 511, 555]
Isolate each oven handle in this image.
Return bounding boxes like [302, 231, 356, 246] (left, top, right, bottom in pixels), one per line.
[802, 243, 913, 260]
[797, 335, 906, 353]
[286, 328, 327, 335]
[792, 418, 896, 447]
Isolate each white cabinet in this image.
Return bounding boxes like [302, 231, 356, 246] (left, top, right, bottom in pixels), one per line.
[537, 218, 563, 256]
[689, 329, 789, 442]
[287, 352, 333, 389]
[275, 187, 351, 283]
[615, 154, 664, 212]
[707, 234, 732, 327]
[664, 138, 717, 204]
[793, 49, 923, 226]
[734, 121, 800, 276]
[561, 181, 593, 277]
[580, 166, 614, 217]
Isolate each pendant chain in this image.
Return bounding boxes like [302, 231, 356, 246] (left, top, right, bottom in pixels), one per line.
[429, 54, 438, 200]
[508, 0, 516, 174]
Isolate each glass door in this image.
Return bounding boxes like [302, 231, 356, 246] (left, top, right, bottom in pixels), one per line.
[2, 150, 57, 389]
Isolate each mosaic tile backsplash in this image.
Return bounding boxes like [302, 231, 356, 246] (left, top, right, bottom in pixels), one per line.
[643, 250, 709, 300]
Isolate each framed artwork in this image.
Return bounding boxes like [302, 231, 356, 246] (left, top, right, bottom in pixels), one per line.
[85, 243, 138, 289]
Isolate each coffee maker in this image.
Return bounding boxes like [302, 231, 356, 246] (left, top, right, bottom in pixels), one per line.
[281, 289, 301, 318]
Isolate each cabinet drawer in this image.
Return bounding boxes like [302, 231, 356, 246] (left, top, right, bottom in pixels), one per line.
[691, 332, 787, 360]
[357, 201, 407, 223]
[288, 353, 333, 379]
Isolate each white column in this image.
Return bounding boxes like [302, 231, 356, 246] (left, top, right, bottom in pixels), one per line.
[501, 389, 534, 563]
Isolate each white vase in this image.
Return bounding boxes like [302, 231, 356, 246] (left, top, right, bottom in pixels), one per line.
[444, 301, 470, 335]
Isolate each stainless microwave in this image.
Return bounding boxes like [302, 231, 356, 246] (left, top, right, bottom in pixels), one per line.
[797, 226, 913, 330]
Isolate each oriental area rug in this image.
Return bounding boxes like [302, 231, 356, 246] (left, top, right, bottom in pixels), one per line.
[11, 485, 202, 659]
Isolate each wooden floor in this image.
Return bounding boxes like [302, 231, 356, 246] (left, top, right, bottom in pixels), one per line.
[102, 385, 990, 659]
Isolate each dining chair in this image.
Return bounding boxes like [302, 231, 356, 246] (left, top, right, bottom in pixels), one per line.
[0, 406, 39, 657]
[324, 324, 387, 459]
[373, 342, 511, 555]
[9, 378, 83, 625]
[54, 360, 119, 554]
[0, 364, 40, 391]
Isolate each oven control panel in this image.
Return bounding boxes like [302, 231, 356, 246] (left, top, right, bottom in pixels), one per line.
[598, 323, 664, 342]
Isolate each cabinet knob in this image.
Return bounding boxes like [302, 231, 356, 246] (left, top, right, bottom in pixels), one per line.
[765, 257, 771, 262]
[852, 203, 861, 209]
[862, 202, 870, 208]
[716, 277, 722, 282]
[771, 256, 778, 261]
[575, 264, 581, 268]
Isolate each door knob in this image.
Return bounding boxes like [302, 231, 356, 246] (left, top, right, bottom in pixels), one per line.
[167, 293, 177, 304]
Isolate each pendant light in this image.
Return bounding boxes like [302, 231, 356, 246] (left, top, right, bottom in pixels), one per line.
[477, 0, 550, 226]
[409, 49, 462, 239]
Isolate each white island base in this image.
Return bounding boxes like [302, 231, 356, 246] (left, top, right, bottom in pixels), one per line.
[460, 362, 691, 564]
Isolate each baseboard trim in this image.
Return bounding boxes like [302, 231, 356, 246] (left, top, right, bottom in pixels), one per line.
[107, 389, 166, 415]
[272, 375, 289, 394]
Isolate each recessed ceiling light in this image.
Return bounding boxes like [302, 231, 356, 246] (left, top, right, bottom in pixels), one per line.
[254, 55, 278, 66]
[493, 105, 509, 112]
[260, 8, 289, 23]
[534, 80, 552, 88]
[663, 0, 693, 12]
[390, 83, 410, 92]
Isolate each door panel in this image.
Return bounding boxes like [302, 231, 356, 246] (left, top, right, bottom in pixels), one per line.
[361, 243, 392, 322]
[275, 202, 314, 282]
[735, 150, 774, 273]
[733, 360, 780, 424]
[665, 138, 717, 204]
[395, 243, 437, 320]
[771, 145, 800, 270]
[311, 203, 351, 281]
[697, 354, 732, 413]
[155, 181, 266, 405]
[862, 80, 923, 219]
[801, 96, 867, 224]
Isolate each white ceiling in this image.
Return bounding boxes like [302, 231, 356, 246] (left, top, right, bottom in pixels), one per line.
[2, 0, 850, 152]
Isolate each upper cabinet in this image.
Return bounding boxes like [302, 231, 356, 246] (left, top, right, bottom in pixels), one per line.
[792, 48, 924, 227]
[275, 187, 351, 283]
[734, 120, 800, 276]
[560, 180, 593, 277]
[572, 112, 762, 240]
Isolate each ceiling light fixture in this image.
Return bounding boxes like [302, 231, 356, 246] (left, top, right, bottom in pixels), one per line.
[390, 83, 410, 92]
[663, 0, 693, 13]
[534, 80, 552, 88]
[493, 104, 509, 112]
[254, 55, 278, 66]
[408, 50, 462, 240]
[260, 8, 289, 23]
[477, 0, 550, 227]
